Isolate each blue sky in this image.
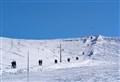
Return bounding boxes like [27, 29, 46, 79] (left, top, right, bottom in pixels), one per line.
[0, 0, 119, 39]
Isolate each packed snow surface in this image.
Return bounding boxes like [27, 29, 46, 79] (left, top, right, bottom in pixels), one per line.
[0, 35, 120, 82]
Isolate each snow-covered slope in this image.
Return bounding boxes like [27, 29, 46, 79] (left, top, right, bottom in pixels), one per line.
[0, 35, 120, 82]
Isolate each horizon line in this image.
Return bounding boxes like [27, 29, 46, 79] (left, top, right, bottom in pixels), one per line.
[0, 35, 119, 40]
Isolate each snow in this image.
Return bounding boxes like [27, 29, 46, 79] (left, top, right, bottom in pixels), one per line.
[0, 35, 120, 82]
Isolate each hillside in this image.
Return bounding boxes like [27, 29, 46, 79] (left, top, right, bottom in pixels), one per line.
[0, 35, 120, 82]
